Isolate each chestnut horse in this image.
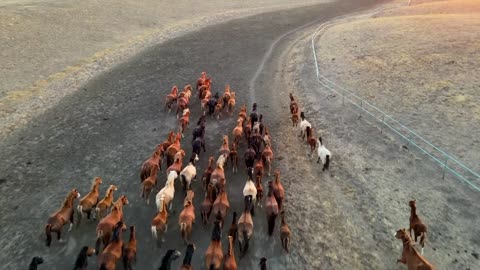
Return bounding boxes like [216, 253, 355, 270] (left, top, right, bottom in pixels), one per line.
[265, 181, 279, 236]
[45, 188, 81, 246]
[219, 135, 230, 167]
[202, 156, 215, 191]
[166, 149, 186, 176]
[307, 127, 317, 156]
[141, 164, 160, 205]
[201, 184, 215, 225]
[159, 131, 175, 156]
[237, 195, 254, 258]
[261, 144, 274, 176]
[196, 71, 208, 91]
[228, 211, 238, 246]
[165, 86, 179, 112]
[232, 119, 244, 146]
[152, 197, 169, 246]
[272, 169, 285, 210]
[255, 175, 263, 208]
[230, 142, 238, 173]
[95, 185, 118, 220]
[95, 195, 129, 255]
[254, 158, 264, 181]
[178, 108, 191, 136]
[210, 154, 226, 192]
[223, 235, 237, 270]
[77, 177, 102, 224]
[212, 186, 230, 227]
[205, 220, 223, 270]
[180, 244, 196, 270]
[122, 226, 137, 270]
[394, 228, 435, 270]
[179, 190, 195, 244]
[165, 132, 182, 168]
[280, 210, 291, 253]
[73, 246, 95, 270]
[409, 200, 427, 254]
[228, 92, 236, 115]
[141, 145, 164, 181]
[289, 93, 299, 115]
[98, 221, 127, 270]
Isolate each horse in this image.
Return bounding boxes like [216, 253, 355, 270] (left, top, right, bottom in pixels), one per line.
[45, 188, 81, 246]
[244, 145, 256, 170]
[263, 127, 271, 147]
[180, 244, 196, 270]
[255, 175, 263, 208]
[199, 79, 212, 101]
[214, 98, 224, 119]
[166, 149, 186, 176]
[165, 132, 182, 168]
[196, 112, 207, 126]
[250, 130, 263, 157]
[176, 93, 190, 119]
[141, 164, 160, 205]
[244, 118, 252, 142]
[261, 144, 274, 176]
[29, 257, 44, 270]
[73, 246, 95, 270]
[227, 92, 236, 115]
[122, 226, 137, 270]
[205, 220, 223, 270]
[280, 210, 291, 253]
[98, 221, 127, 270]
[219, 135, 230, 167]
[259, 257, 267, 270]
[192, 122, 206, 141]
[178, 108, 191, 136]
[179, 190, 195, 244]
[223, 235, 237, 270]
[307, 127, 317, 156]
[250, 103, 259, 129]
[289, 93, 299, 114]
[158, 249, 182, 270]
[237, 104, 247, 122]
[230, 142, 238, 173]
[212, 186, 229, 227]
[95, 185, 118, 220]
[207, 92, 219, 116]
[210, 154, 226, 192]
[228, 211, 238, 246]
[299, 113, 312, 140]
[272, 170, 285, 210]
[165, 86, 179, 112]
[156, 171, 178, 212]
[141, 145, 164, 180]
[180, 153, 199, 191]
[222, 84, 231, 107]
[265, 181, 279, 236]
[409, 200, 428, 254]
[152, 197, 169, 245]
[202, 156, 215, 191]
[304, 126, 313, 144]
[192, 136, 206, 158]
[317, 137, 331, 171]
[394, 229, 435, 270]
[243, 171, 257, 216]
[159, 131, 175, 156]
[254, 158, 264, 181]
[291, 110, 300, 127]
[237, 195, 254, 258]
[232, 119, 244, 145]
[201, 184, 215, 225]
[196, 71, 208, 91]
[77, 177, 102, 224]
[95, 195, 129, 255]
[183, 84, 193, 100]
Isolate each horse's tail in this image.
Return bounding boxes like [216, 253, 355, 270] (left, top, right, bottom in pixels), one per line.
[323, 155, 330, 171]
[181, 174, 187, 191]
[122, 251, 129, 270]
[95, 230, 103, 255]
[76, 205, 83, 226]
[45, 224, 52, 247]
[268, 214, 276, 236]
[166, 154, 173, 168]
[306, 126, 312, 139]
[94, 206, 101, 221]
[242, 230, 250, 256]
[99, 263, 107, 270]
[180, 222, 187, 243]
[151, 225, 157, 240]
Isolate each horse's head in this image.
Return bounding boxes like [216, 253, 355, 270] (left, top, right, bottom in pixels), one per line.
[120, 195, 129, 206]
[394, 228, 409, 241]
[167, 131, 175, 141]
[94, 177, 103, 185]
[107, 185, 118, 194]
[68, 189, 81, 200]
[409, 199, 416, 208]
[30, 256, 44, 266]
[162, 250, 181, 265]
[318, 136, 323, 145]
[183, 108, 190, 116]
[259, 257, 267, 269]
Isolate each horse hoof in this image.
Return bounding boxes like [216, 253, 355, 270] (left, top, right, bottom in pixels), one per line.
[58, 239, 66, 244]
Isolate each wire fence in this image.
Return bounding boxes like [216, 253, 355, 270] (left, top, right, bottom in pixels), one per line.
[310, 15, 480, 193]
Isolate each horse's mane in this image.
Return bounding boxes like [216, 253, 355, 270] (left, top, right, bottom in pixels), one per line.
[62, 190, 76, 207]
[243, 195, 253, 212]
[182, 244, 195, 265]
[112, 221, 123, 242]
[211, 221, 222, 241]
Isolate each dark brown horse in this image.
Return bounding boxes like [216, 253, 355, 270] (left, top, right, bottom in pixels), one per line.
[395, 228, 435, 270]
[95, 195, 129, 255]
[180, 244, 196, 270]
[45, 189, 81, 246]
[212, 186, 229, 227]
[265, 181, 279, 236]
[141, 145, 163, 181]
[409, 200, 427, 254]
[98, 221, 127, 270]
[205, 221, 223, 270]
[122, 226, 137, 270]
[280, 210, 291, 253]
[201, 184, 215, 225]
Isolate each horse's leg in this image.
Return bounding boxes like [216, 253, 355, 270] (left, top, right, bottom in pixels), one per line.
[69, 212, 74, 231]
[86, 209, 92, 220]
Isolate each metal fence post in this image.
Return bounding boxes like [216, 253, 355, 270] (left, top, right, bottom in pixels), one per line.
[381, 115, 385, 133]
[360, 100, 363, 118]
[342, 89, 345, 105]
[442, 157, 448, 179]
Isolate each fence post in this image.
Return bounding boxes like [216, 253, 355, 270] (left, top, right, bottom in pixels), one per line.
[442, 157, 448, 179]
[381, 115, 385, 133]
[360, 100, 363, 118]
[342, 89, 345, 105]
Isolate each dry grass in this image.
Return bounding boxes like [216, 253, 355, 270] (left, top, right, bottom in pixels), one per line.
[315, 0, 480, 170]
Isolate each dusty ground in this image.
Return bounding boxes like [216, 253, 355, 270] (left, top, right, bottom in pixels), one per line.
[275, 0, 479, 269]
[0, 0, 388, 269]
[0, 0, 332, 139]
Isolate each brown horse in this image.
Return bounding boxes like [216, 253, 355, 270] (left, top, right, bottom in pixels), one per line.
[214, 98, 224, 119]
[255, 175, 263, 207]
[95, 185, 118, 220]
[230, 142, 238, 173]
[201, 184, 215, 225]
[409, 200, 427, 254]
[237, 195, 254, 258]
[141, 145, 163, 181]
[202, 156, 215, 190]
[165, 132, 182, 168]
[95, 195, 129, 255]
[265, 181, 279, 236]
[227, 92, 236, 115]
[176, 95, 190, 120]
[179, 190, 195, 244]
[395, 228, 435, 270]
[272, 170, 285, 210]
[77, 177, 102, 224]
[152, 197, 168, 246]
[244, 118, 252, 142]
[228, 211, 238, 246]
[159, 131, 175, 155]
[291, 110, 300, 127]
[219, 135, 230, 167]
[261, 144, 274, 176]
[307, 127, 317, 156]
[196, 71, 208, 91]
[199, 79, 212, 100]
[205, 220, 223, 270]
[166, 149, 186, 176]
[212, 186, 230, 227]
[280, 210, 291, 253]
[223, 235, 237, 270]
[232, 119, 244, 146]
[180, 244, 196, 270]
[237, 104, 247, 122]
[165, 86, 179, 112]
[141, 164, 160, 205]
[254, 158, 264, 180]
[45, 188, 81, 246]
[289, 93, 299, 115]
[122, 226, 137, 270]
[222, 84, 231, 105]
[211, 155, 226, 192]
[98, 221, 127, 270]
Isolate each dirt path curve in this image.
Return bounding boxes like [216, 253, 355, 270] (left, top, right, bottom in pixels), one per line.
[0, 1, 385, 269]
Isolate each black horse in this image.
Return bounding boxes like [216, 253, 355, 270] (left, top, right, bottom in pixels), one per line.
[244, 145, 256, 169]
[208, 93, 219, 116]
[29, 257, 44, 270]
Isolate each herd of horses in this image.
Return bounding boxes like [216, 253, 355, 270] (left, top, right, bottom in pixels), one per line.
[35, 71, 435, 270]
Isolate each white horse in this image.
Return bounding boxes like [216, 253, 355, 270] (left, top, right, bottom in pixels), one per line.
[156, 171, 178, 211]
[316, 136, 331, 171]
[180, 153, 199, 191]
[299, 115, 312, 140]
